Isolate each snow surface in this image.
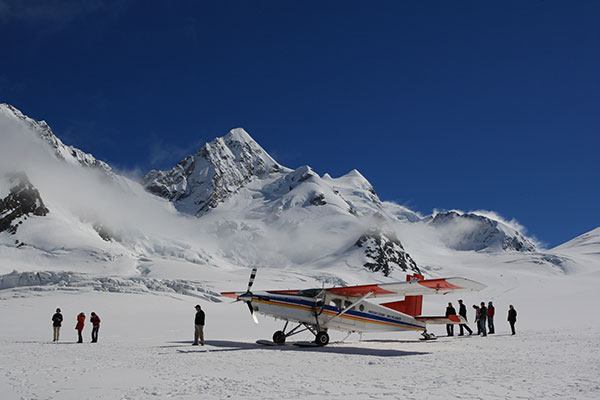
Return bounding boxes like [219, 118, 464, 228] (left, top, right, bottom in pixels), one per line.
[1, 276, 599, 400]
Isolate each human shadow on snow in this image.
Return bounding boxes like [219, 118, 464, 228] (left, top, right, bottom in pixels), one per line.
[168, 340, 430, 357]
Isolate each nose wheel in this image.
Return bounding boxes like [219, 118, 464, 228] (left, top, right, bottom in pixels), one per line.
[273, 330, 286, 344]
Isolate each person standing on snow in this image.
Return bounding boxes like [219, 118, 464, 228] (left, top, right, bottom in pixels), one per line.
[52, 308, 63, 342]
[193, 305, 205, 346]
[457, 300, 472, 336]
[508, 305, 517, 335]
[473, 305, 481, 335]
[90, 312, 101, 343]
[487, 301, 495, 334]
[479, 302, 488, 336]
[75, 312, 85, 343]
[445, 302, 456, 337]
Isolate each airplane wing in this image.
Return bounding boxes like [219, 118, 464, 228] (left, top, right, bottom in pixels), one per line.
[324, 277, 486, 298]
[221, 277, 485, 299]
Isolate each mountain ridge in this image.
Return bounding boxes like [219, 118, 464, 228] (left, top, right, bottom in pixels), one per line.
[2, 103, 590, 286]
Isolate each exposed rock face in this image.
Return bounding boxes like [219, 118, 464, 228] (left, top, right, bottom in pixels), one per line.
[430, 211, 536, 252]
[0, 173, 49, 234]
[355, 230, 420, 276]
[142, 128, 288, 215]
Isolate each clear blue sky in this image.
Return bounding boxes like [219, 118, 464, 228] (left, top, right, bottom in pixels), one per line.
[1, 1, 598, 247]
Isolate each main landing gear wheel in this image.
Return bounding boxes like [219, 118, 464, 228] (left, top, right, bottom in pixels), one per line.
[273, 330, 286, 344]
[315, 331, 329, 346]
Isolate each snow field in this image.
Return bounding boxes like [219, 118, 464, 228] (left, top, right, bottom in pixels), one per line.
[1, 289, 599, 399]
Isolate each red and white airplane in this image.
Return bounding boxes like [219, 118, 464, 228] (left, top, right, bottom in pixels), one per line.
[221, 270, 486, 346]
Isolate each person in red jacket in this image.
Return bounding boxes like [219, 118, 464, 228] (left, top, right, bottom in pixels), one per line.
[75, 312, 85, 343]
[90, 312, 101, 343]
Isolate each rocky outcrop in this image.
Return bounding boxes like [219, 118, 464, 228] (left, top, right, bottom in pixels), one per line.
[0, 173, 49, 234]
[354, 230, 420, 276]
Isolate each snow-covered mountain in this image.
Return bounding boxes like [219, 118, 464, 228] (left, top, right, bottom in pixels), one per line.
[1, 103, 596, 294]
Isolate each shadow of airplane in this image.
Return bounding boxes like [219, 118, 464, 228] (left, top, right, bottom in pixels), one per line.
[162, 340, 430, 357]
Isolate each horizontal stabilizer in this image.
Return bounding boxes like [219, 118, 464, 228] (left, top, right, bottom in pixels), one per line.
[416, 315, 466, 325]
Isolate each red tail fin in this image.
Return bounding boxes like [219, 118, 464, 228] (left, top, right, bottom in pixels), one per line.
[381, 273, 424, 316]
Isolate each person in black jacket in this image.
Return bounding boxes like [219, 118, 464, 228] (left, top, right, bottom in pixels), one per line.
[90, 312, 101, 343]
[479, 302, 488, 336]
[457, 299, 472, 336]
[508, 305, 517, 335]
[52, 308, 63, 342]
[193, 305, 205, 346]
[445, 302, 456, 336]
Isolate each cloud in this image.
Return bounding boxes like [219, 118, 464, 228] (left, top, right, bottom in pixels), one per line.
[469, 210, 526, 233]
[0, 110, 220, 257]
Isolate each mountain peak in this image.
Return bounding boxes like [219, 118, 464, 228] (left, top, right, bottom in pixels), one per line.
[225, 128, 254, 144]
[142, 128, 288, 215]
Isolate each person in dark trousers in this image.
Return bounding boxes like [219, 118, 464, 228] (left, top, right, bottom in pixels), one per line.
[487, 301, 495, 334]
[473, 305, 481, 335]
[193, 305, 205, 346]
[75, 312, 85, 343]
[508, 305, 517, 335]
[90, 312, 101, 343]
[457, 300, 472, 336]
[445, 302, 456, 336]
[52, 308, 63, 342]
[479, 302, 488, 336]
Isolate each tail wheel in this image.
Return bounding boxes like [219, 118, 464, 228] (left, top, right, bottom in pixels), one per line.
[272, 330, 286, 344]
[315, 331, 329, 346]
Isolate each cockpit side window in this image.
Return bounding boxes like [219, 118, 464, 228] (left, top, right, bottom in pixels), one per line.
[331, 298, 342, 309]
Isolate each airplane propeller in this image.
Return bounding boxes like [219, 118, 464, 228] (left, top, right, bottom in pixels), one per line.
[238, 267, 259, 324]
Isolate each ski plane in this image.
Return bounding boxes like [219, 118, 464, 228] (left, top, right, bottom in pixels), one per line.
[221, 270, 486, 346]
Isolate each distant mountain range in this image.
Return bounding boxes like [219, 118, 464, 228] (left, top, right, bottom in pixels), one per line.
[0, 103, 595, 287]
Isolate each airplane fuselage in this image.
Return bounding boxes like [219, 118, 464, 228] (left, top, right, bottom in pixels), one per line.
[249, 291, 426, 333]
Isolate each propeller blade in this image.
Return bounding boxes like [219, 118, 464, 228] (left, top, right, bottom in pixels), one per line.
[247, 267, 258, 292]
[246, 301, 259, 324]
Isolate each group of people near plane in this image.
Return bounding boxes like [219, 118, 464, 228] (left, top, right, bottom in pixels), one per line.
[445, 300, 517, 336]
[51, 308, 101, 343]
